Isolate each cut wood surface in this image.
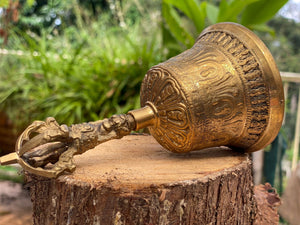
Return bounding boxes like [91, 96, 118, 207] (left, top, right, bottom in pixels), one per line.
[29, 134, 257, 225]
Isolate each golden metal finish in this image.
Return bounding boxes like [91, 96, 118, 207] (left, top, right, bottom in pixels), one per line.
[128, 105, 157, 130]
[141, 22, 284, 153]
[0, 22, 284, 178]
[0, 152, 19, 165]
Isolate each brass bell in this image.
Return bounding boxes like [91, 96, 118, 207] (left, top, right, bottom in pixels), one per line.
[0, 22, 284, 177]
[130, 22, 284, 153]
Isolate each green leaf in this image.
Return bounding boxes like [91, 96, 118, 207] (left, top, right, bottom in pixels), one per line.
[218, 0, 229, 22]
[163, 0, 206, 33]
[241, 0, 288, 26]
[0, 88, 18, 104]
[218, 0, 259, 22]
[249, 23, 275, 36]
[206, 3, 219, 24]
[162, 2, 194, 48]
[198, 2, 207, 32]
[0, 0, 9, 7]
[26, 0, 35, 7]
[181, 0, 206, 33]
[163, 0, 192, 20]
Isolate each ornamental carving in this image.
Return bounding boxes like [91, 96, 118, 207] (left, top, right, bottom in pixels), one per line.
[140, 67, 193, 152]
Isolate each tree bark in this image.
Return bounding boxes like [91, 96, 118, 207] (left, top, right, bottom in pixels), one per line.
[0, 111, 19, 155]
[253, 183, 281, 225]
[28, 135, 257, 225]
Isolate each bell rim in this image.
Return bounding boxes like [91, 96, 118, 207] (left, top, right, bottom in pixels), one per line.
[201, 22, 285, 153]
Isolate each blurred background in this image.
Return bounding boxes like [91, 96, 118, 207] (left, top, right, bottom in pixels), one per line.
[0, 0, 299, 224]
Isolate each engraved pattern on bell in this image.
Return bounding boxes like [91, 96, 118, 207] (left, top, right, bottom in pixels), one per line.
[140, 67, 193, 152]
[198, 30, 270, 148]
[140, 23, 284, 153]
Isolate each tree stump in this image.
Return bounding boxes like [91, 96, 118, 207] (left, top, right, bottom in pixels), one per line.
[28, 135, 257, 225]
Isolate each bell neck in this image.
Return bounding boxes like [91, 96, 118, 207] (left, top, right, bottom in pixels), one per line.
[128, 103, 158, 131]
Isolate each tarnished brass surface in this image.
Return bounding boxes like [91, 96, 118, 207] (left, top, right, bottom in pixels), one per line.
[0, 22, 284, 178]
[141, 22, 284, 153]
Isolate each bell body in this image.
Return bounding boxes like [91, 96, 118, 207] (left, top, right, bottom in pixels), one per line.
[139, 23, 284, 153]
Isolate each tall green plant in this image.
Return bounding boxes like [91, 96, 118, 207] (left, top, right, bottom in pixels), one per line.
[162, 0, 288, 56]
[0, 16, 162, 128]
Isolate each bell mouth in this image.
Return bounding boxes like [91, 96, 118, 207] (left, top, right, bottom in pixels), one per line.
[200, 22, 284, 152]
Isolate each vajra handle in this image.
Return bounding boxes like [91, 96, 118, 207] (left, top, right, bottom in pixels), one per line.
[0, 105, 157, 178]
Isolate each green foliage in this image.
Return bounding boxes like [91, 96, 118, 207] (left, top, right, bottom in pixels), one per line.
[162, 0, 288, 56]
[217, 0, 258, 23]
[241, 0, 288, 26]
[162, 2, 195, 53]
[162, 0, 206, 55]
[262, 16, 300, 71]
[164, 0, 206, 33]
[0, 0, 9, 8]
[0, 166, 24, 183]
[0, 11, 162, 127]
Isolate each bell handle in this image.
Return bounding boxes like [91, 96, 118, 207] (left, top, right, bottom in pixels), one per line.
[0, 104, 158, 178]
[0, 152, 19, 166]
[74, 103, 158, 154]
[128, 102, 158, 130]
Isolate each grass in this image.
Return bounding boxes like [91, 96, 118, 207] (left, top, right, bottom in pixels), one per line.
[0, 166, 24, 183]
[0, 14, 163, 128]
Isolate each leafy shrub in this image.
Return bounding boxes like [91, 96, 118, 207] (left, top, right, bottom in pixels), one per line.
[162, 0, 288, 57]
[0, 14, 162, 127]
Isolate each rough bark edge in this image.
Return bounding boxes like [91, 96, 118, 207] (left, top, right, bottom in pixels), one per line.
[253, 183, 281, 225]
[28, 157, 257, 225]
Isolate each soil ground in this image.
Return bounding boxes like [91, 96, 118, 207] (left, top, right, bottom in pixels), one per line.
[0, 181, 32, 225]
